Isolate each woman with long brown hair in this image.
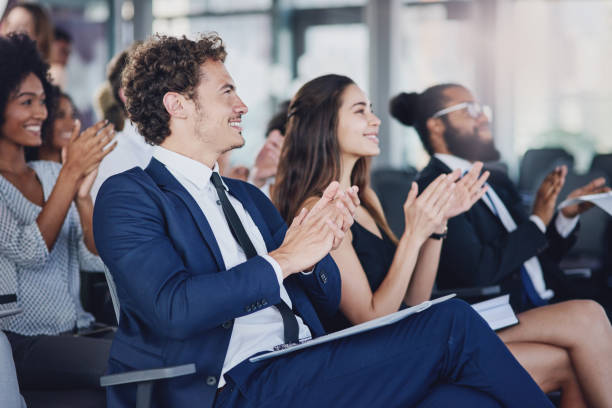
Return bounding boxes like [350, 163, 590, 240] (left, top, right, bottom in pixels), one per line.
[274, 74, 487, 329]
[273, 74, 612, 407]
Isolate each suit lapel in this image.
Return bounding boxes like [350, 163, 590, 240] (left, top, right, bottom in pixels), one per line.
[429, 156, 453, 174]
[145, 158, 226, 270]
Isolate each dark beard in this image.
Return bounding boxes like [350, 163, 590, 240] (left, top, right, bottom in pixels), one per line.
[443, 120, 500, 162]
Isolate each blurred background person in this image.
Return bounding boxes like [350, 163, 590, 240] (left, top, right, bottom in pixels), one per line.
[91, 42, 152, 201]
[48, 26, 72, 89]
[217, 150, 249, 181]
[25, 89, 77, 163]
[250, 100, 288, 196]
[0, 2, 53, 61]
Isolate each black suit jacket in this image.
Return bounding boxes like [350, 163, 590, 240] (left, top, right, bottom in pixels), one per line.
[416, 157, 578, 310]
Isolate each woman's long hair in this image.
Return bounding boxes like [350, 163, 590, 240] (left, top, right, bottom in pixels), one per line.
[273, 74, 397, 243]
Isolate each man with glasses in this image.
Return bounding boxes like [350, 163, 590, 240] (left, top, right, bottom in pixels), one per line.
[390, 84, 608, 311]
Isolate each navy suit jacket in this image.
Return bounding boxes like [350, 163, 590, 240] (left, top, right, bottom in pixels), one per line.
[93, 158, 341, 408]
[416, 157, 577, 310]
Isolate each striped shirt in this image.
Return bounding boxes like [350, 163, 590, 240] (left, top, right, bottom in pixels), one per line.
[0, 161, 103, 335]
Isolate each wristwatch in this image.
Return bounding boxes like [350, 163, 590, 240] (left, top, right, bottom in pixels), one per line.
[430, 225, 448, 240]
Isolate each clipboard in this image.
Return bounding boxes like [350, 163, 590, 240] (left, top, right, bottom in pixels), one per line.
[249, 294, 456, 363]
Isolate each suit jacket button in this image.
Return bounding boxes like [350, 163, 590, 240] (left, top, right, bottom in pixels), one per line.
[206, 376, 217, 387]
[262, 299, 268, 306]
[246, 306, 252, 313]
[222, 320, 232, 329]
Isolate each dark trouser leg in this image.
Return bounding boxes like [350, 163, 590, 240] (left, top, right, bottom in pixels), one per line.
[5, 331, 112, 390]
[219, 299, 551, 408]
[415, 384, 503, 408]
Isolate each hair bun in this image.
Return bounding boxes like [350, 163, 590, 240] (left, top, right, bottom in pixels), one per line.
[389, 92, 419, 127]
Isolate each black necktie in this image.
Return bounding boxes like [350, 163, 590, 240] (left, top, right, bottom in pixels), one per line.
[210, 172, 299, 344]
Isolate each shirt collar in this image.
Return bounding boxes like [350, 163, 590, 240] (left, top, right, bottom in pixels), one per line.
[152, 146, 227, 191]
[434, 153, 473, 173]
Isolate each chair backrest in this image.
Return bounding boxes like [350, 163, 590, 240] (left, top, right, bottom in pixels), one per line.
[518, 148, 574, 199]
[371, 167, 418, 237]
[103, 265, 120, 323]
[558, 169, 609, 260]
[590, 153, 612, 181]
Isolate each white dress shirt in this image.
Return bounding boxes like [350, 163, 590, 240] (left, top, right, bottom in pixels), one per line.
[434, 154, 578, 300]
[153, 147, 312, 387]
[91, 121, 154, 202]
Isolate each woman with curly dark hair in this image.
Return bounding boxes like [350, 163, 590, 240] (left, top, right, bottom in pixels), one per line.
[0, 33, 116, 402]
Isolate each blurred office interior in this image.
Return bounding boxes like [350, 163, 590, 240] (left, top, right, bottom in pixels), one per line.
[3, 0, 612, 180]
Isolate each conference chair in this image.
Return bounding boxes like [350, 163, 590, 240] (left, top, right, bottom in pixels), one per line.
[2, 294, 109, 408]
[100, 265, 196, 408]
[590, 153, 612, 180]
[0, 294, 22, 320]
[371, 166, 418, 237]
[558, 169, 608, 273]
[518, 148, 574, 205]
[591, 155, 612, 289]
[557, 170, 612, 313]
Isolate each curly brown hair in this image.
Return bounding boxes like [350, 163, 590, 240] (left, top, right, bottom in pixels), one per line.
[121, 34, 227, 145]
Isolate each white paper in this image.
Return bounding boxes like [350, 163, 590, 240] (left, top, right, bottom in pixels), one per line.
[249, 294, 456, 363]
[471, 295, 518, 331]
[558, 191, 612, 217]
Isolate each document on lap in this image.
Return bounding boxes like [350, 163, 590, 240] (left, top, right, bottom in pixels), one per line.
[249, 294, 456, 363]
[558, 191, 612, 216]
[471, 295, 519, 331]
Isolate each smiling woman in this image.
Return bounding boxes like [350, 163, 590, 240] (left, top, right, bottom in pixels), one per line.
[0, 33, 117, 404]
[25, 91, 79, 163]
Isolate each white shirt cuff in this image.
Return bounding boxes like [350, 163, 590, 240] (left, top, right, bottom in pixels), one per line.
[529, 215, 546, 233]
[261, 254, 284, 286]
[300, 268, 314, 276]
[555, 212, 579, 238]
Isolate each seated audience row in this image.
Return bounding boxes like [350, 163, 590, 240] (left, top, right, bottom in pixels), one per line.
[273, 75, 612, 407]
[91, 33, 570, 407]
[0, 12, 610, 407]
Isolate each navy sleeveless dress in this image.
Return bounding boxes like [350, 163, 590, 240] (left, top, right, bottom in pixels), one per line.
[322, 221, 399, 333]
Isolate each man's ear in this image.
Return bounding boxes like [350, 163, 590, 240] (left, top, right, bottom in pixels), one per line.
[426, 117, 448, 154]
[163, 92, 189, 119]
[118, 88, 127, 106]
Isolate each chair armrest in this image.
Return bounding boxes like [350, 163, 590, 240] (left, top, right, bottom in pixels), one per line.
[0, 308, 22, 319]
[433, 285, 501, 299]
[562, 268, 592, 279]
[0, 294, 22, 319]
[100, 363, 196, 387]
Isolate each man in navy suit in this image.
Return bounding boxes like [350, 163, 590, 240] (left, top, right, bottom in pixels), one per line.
[93, 35, 553, 407]
[390, 84, 608, 311]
